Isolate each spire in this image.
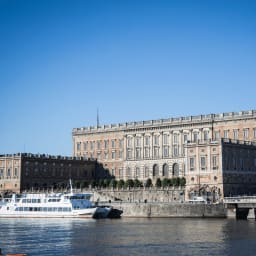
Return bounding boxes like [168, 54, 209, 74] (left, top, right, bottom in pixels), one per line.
[97, 108, 100, 128]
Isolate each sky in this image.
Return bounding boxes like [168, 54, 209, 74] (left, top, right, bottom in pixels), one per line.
[0, 0, 255, 156]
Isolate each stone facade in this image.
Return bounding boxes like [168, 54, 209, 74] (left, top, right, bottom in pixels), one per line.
[0, 153, 97, 194]
[72, 110, 256, 200]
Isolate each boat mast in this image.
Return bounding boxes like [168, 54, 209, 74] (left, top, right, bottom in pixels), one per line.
[69, 179, 73, 195]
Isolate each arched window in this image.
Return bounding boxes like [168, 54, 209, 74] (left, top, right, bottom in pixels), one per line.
[173, 163, 179, 177]
[153, 164, 159, 177]
[163, 164, 169, 177]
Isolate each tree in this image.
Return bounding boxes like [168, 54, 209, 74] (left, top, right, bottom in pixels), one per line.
[125, 179, 134, 188]
[134, 179, 142, 188]
[180, 177, 186, 187]
[109, 179, 117, 189]
[145, 178, 152, 188]
[117, 179, 125, 189]
[155, 178, 162, 188]
[103, 179, 110, 188]
[162, 178, 170, 188]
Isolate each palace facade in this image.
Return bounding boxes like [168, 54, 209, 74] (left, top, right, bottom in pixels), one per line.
[0, 153, 97, 194]
[72, 110, 256, 200]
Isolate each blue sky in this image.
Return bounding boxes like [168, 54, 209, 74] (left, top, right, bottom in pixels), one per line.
[0, 0, 255, 156]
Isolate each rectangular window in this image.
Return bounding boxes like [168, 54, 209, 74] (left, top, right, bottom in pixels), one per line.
[145, 136, 150, 146]
[233, 129, 239, 140]
[83, 142, 88, 150]
[90, 141, 94, 150]
[224, 130, 229, 139]
[193, 133, 198, 142]
[163, 146, 169, 157]
[183, 134, 188, 143]
[200, 157, 206, 170]
[213, 131, 220, 140]
[119, 168, 123, 177]
[163, 134, 168, 145]
[212, 155, 218, 169]
[104, 140, 109, 149]
[77, 142, 81, 151]
[112, 139, 115, 148]
[119, 150, 123, 159]
[136, 137, 141, 147]
[189, 157, 195, 171]
[173, 134, 178, 144]
[97, 141, 101, 150]
[104, 152, 108, 160]
[203, 131, 208, 141]
[112, 151, 115, 160]
[154, 147, 159, 158]
[127, 137, 132, 147]
[119, 139, 123, 148]
[127, 150, 133, 159]
[173, 145, 178, 156]
[144, 148, 150, 158]
[243, 128, 249, 140]
[14, 167, 18, 177]
[154, 135, 159, 145]
[97, 152, 101, 160]
[136, 148, 141, 159]
[0, 169, 3, 177]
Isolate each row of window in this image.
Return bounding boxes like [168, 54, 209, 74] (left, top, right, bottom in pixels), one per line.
[0, 168, 19, 178]
[14, 207, 72, 212]
[76, 128, 256, 152]
[189, 156, 219, 171]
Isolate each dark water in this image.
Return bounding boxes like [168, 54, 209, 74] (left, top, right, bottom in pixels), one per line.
[0, 218, 256, 256]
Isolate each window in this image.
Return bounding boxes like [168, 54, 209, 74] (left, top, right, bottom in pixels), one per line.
[173, 145, 178, 156]
[104, 140, 109, 149]
[233, 129, 239, 140]
[90, 141, 94, 150]
[193, 133, 198, 142]
[97, 141, 101, 150]
[154, 135, 159, 145]
[144, 167, 149, 177]
[14, 167, 18, 177]
[112, 151, 116, 160]
[119, 139, 123, 148]
[243, 128, 249, 140]
[163, 146, 169, 157]
[173, 134, 178, 144]
[183, 134, 188, 143]
[136, 148, 141, 159]
[153, 147, 159, 158]
[127, 137, 133, 147]
[145, 136, 150, 146]
[112, 139, 115, 148]
[97, 152, 101, 160]
[212, 155, 218, 169]
[111, 168, 115, 176]
[144, 148, 150, 158]
[127, 150, 133, 159]
[213, 131, 220, 140]
[7, 168, 11, 177]
[83, 142, 88, 150]
[203, 130, 208, 141]
[77, 142, 81, 151]
[0, 169, 3, 177]
[163, 134, 168, 144]
[104, 152, 108, 160]
[200, 157, 206, 170]
[135, 137, 141, 147]
[126, 167, 131, 178]
[119, 150, 123, 159]
[119, 168, 123, 177]
[189, 158, 195, 171]
[135, 167, 140, 178]
[224, 130, 229, 139]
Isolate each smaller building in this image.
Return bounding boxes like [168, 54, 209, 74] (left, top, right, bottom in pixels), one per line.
[0, 153, 98, 194]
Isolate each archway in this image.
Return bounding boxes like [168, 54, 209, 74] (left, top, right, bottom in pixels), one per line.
[163, 164, 169, 177]
[153, 164, 159, 177]
[173, 163, 179, 177]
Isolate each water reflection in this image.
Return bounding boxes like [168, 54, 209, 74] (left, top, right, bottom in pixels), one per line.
[0, 218, 256, 256]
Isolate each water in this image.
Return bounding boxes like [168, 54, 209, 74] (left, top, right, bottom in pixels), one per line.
[0, 218, 256, 256]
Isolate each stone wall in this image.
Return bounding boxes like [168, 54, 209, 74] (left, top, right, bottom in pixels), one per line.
[110, 202, 226, 218]
[93, 188, 185, 203]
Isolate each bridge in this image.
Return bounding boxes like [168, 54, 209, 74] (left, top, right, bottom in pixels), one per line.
[224, 196, 256, 219]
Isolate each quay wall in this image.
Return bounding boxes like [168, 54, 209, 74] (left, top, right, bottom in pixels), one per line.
[110, 202, 226, 218]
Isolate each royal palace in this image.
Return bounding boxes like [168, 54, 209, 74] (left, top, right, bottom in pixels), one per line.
[73, 110, 256, 200]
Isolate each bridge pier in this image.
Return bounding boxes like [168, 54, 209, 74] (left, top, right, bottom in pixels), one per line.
[247, 208, 255, 219]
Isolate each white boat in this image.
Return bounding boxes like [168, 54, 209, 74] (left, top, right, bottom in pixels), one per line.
[0, 192, 98, 218]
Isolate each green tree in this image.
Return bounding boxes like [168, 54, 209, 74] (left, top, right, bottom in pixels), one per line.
[117, 179, 125, 189]
[180, 177, 186, 187]
[125, 179, 134, 188]
[162, 178, 170, 188]
[109, 179, 117, 189]
[103, 179, 110, 188]
[155, 178, 162, 188]
[134, 179, 142, 188]
[145, 178, 152, 188]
